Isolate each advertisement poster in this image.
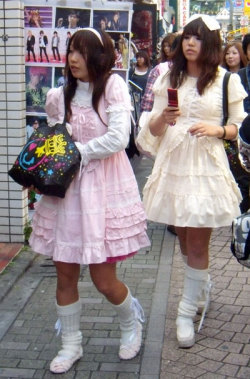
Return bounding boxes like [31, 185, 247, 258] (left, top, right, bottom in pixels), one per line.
[131, 4, 157, 57]
[24, 0, 133, 139]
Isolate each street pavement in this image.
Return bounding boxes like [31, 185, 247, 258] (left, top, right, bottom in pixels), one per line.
[0, 155, 249, 378]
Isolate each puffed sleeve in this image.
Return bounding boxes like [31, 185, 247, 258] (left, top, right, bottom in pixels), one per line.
[228, 73, 248, 127]
[45, 86, 65, 126]
[136, 74, 168, 157]
[75, 74, 132, 166]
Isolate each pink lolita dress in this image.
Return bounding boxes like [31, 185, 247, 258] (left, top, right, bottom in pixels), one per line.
[29, 74, 150, 264]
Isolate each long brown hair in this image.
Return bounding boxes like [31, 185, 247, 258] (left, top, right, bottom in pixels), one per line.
[169, 17, 222, 95]
[64, 29, 115, 123]
[221, 42, 247, 71]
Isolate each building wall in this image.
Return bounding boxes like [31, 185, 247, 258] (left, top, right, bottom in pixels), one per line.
[0, 0, 28, 243]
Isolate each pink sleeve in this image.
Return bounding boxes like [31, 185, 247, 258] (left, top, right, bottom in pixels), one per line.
[45, 87, 65, 125]
[104, 74, 131, 111]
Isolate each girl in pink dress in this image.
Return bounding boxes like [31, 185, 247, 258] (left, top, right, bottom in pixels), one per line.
[29, 28, 150, 374]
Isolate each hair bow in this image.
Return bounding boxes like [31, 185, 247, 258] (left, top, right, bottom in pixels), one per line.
[186, 14, 220, 31]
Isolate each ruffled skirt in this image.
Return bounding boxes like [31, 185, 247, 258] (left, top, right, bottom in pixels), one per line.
[29, 151, 150, 264]
[143, 132, 242, 228]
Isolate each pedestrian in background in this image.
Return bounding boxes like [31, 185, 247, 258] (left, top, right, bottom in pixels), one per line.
[221, 41, 247, 73]
[129, 50, 151, 97]
[137, 14, 247, 348]
[238, 33, 250, 113]
[221, 41, 250, 213]
[140, 33, 179, 114]
[29, 28, 149, 374]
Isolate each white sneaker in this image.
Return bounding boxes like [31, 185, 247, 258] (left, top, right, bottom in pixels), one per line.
[176, 316, 195, 348]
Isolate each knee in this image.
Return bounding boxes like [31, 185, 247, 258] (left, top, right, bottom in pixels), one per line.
[94, 280, 114, 298]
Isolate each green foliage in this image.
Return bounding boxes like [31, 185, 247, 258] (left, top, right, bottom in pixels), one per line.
[23, 219, 32, 242]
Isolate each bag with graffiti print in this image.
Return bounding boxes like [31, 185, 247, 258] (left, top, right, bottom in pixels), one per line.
[8, 122, 80, 198]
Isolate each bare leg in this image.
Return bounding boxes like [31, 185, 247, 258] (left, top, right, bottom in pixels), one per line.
[54, 261, 80, 305]
[89, 262, 127, 304]
[89, 262, 144, 360]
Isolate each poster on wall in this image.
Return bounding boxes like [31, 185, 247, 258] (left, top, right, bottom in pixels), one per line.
[131, 4, 157, 58]
[24, 0, 133, 138]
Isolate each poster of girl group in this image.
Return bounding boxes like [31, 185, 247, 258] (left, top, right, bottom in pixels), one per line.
[24, 0, 133, 137]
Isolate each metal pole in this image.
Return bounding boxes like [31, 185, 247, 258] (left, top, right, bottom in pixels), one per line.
[229, 0, 234, 31]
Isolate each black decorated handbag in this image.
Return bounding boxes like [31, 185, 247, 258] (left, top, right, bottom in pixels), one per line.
[8, 98, 80, 198]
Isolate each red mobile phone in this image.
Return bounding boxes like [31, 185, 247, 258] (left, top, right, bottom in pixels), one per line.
[168, 88, 178, 108]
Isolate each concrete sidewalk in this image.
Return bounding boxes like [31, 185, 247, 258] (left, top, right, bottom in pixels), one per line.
[0, 222, 175, 378]
[0, 155, 249, 378]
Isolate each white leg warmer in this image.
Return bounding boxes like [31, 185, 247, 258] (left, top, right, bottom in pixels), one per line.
[50, 300, 83, 374]
[112, 287, 145, 360]
[176, 266, 209, 348]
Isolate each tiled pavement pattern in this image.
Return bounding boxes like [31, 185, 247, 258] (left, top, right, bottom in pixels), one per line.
[0, 222, 175, 378]
[161, 227, 250, 379]
[0, 155, 249, 378]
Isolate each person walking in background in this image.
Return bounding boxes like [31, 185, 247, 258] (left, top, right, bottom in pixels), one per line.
[221, 41, 250, 213]
[29, 28, 150, 374]
[221, 41, 247, 73]
[239, 114, 250, 173]
[26, 30, 36, 62]
[137, 14, 247, 349]
[129, 50, 151, 97]
[39, 30, 49, 62]
[51, 31, 61, 62]
[238, 33, 250, 114]
[140, 33, 178, 114]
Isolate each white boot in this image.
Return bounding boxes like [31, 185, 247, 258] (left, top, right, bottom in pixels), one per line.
[112, 287, 145, 360]
[176, 266, 209, 348]
[50, 300, 83, 374]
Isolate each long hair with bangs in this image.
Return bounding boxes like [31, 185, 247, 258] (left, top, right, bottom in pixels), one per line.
[221, 41, 247, 71]
[64, 29, 115, 122]
[169, 18, 222, 95]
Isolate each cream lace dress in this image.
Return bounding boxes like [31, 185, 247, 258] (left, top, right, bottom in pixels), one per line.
[137, 67, 247, 227]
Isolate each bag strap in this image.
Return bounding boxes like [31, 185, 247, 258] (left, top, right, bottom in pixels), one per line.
[222, 71, 231, 126]
[62, 87, 67, 124]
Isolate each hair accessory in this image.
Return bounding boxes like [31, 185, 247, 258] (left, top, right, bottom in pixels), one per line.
[82, 27, 104, 46]
[186, 14, 220, 31]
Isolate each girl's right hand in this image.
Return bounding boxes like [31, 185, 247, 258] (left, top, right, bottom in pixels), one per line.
[161, 107, 180, 125]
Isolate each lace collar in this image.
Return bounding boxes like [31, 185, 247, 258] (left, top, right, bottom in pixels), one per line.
[72, 80, 93, 107]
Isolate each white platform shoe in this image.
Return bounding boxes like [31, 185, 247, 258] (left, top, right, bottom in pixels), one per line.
[113, 288, 145, 360]
[176, 266, 211, 348]
[50, 300, 83, 374]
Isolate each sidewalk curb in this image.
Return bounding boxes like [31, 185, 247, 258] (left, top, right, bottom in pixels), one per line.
[0, 246, 38, 303]
[140, 227, 176, 378]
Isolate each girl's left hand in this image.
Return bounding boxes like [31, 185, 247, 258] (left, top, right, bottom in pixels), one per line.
[188, 122, 221, 138]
